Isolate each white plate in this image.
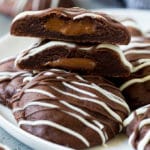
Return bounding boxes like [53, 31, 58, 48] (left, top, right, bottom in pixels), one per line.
[0, 9, 149, 150]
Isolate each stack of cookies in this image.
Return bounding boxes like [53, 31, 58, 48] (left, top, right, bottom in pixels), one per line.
[11, 7, 132, 77]
[0, 7, 149, 150]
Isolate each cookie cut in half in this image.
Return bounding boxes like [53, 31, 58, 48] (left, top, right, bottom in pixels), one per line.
[15, 39, 132, 77]
[11, 7, 130, 44]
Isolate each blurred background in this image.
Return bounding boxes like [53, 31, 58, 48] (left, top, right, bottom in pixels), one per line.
[0, 0, 150, 37]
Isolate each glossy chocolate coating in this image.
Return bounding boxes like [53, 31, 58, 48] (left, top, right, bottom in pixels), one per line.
[11, 7, 130, 44]
[15, 39, 131, 77]
[0, 57, 32, 107]
[12, 69, 130, 149]
[113, 37, 150, 110]
[124, 105, 150, 150]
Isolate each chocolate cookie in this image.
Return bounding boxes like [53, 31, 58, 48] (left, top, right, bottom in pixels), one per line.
[11, 7, 130, 44]
[120, 18, 143, 37]
[124, 105, 150, 150]
[12, 69, 130, 149]
[15, 39, 132, 77]
[0, 0, 75, 17]
[0, 57, 33, 107]
[119, 37, 150, 110]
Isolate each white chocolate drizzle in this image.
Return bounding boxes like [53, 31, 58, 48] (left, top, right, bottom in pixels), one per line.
[23, 76, 34, 83]
[139, 118, 150, 129]
[12, 9, 52, 23]
[25, 88, 56, 99]
[12, 7, 106, 23]
[137, 130, 150, 150]
[60, 101, 90, 117]
[13, 101, 59, 113]
[63, 111, 106, 144]
[13, 69, 129, 146]
[124, 50, 150, 55]
[120, 37, 150, 90]
[12, 0, 73, 22]
[121, 42, 150, 51]
[16, 41, 132, 71]
[124, 105, 150, 150]
[15, 41, 76, 64]
[138, 59, 150, 63]
[18, 120, 90, 147]
[120, 75, 150, 91]
[132, 61, 150, 73]
[96, 44, 132, 70]
[62, 82, 97, 98]
[72, 81, 130, 113]
[124, 104, 150, 127]
[51, 86, 123, 123]
[14, 100, 107, 144]
[0, 71, 31, 82]
[73, 13, 105, 20]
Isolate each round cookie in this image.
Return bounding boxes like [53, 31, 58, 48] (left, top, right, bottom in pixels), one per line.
[12, 69, 130, 149]
[119, 37, 150, 110]
[0, 57, 33, 107]
[124, 105, 150, 150]
[11, 7, 130, 45]
[15, 39, 132, 77]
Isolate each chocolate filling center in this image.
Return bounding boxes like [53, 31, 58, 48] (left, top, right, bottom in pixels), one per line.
[44, 18, 96, 35]
[44, 58, 96, 70]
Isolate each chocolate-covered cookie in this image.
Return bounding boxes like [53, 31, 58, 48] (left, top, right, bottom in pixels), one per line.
[11, 7, 130, 44]
[119, 37, 150, 110]
[15, 39, 132, 77]
[124, 105, 150, 150]
[0, 57, 33, 107]
[12, 69, 130, 149]
[0, 0, 75, 17]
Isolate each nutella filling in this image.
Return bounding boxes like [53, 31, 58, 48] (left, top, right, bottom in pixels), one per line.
[44, 58, 96, 70]
[44, 18, 96, 36]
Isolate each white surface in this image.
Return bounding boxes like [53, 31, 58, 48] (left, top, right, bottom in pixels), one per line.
[99, 9, 150, 32]
[0, 9, 149, 150]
